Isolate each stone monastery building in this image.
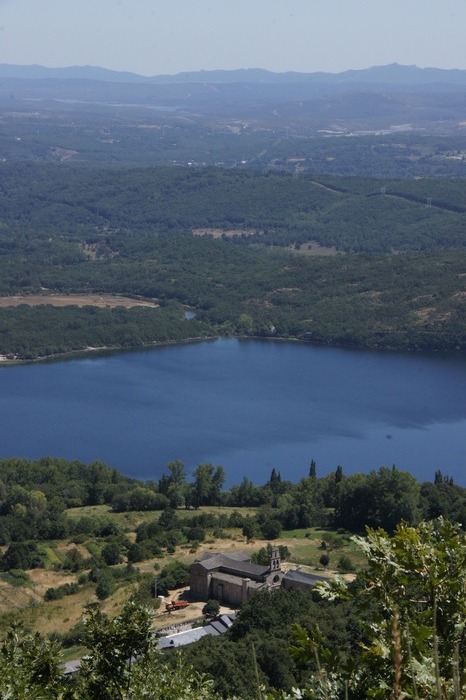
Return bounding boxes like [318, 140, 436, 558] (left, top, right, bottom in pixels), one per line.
[190, 547, 282, 606]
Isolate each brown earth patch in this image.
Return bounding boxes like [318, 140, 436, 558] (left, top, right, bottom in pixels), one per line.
[27, 570, 78, 598]
[0, 580, 40, 610]
[30, 587, 98, 636]
[358, 290, 382, 301]
[0, 294, 158, 309]
[414, 307, 436, 323]
[192, 227, 258, 238]
[289, 241, 338, 256]
[415, 307, 452, 324]
[0, 570, 77, 613]
[50, 147, 79, 161]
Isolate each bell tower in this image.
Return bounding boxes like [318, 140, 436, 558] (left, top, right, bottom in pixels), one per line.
[269, 545, 281, 572]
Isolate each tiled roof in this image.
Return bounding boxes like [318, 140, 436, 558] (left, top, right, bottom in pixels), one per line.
[195, 553, 268, 578]
[157, 626, 211, 649]
[196, 550, 251, 564]
[157, 613, 236, 649]
[284, 569, 328, 586]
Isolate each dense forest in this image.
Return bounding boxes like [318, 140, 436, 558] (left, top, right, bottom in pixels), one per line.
[0, 164, 465, 358]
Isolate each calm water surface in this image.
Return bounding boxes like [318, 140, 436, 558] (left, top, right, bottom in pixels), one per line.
[0, 339, 465, 485]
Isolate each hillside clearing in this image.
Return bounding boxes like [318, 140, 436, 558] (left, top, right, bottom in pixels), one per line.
[0, 294, 158, 309]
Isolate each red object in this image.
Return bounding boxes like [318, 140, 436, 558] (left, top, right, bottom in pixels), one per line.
[165, 600, 190, 612]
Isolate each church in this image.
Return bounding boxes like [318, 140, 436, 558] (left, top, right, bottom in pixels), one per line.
[190, 547, 282, 606]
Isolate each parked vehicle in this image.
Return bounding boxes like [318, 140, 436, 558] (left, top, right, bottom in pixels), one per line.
[165, 600, 190, 612]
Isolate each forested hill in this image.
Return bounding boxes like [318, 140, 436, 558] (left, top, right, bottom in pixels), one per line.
[2, 164, 466, 253]
[0, 163, 465, 359]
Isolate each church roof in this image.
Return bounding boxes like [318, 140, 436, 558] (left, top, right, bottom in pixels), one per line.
[194, 552, 269, 579]
[197, 550, 251, 563]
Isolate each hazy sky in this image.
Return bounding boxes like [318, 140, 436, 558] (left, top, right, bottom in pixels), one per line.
[0, 0, 465, 76]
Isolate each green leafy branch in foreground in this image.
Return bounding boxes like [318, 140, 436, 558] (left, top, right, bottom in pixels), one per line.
[0, 602, 222, 700]
[269, 518, 466, 700]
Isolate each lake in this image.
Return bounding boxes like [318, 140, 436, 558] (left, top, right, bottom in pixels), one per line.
[0, 338, 465, 486]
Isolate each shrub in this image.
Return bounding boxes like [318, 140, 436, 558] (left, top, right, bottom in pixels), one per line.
[156, 560, 190, 596]
[202, 599, 220, 617]
[95, 571, 116, 600]
[101, 542, 122, 566]
[259, 518, 282, 540]
[319, 553, 330, 568]
[54, 620, 86, 648]
[185, 526, 205, 542]
[337, 555, 355, 573]
[62, 547, 86, 572]
[127, 542, 149, 563]
[1, 569, 31, 587]
[1, 542, 44, 571]
[44, 582, 79, 601]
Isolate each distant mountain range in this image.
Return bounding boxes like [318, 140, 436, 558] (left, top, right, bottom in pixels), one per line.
[2, 62, 466, 143]
[2, 62, 466, 87]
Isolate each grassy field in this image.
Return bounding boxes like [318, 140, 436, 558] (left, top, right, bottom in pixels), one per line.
[281, 527, 366, 569]
[65, 504, 258, 527]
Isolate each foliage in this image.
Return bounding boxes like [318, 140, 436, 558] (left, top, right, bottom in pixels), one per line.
[0, 518, 463, 699]
[319, 553, 330, 568]
[252, 543, 290, 566]
[101, 541, 123, 566]
[75, 601, 219, 699]
[334, 466, 422, 533]
[259, 518, 283, 540]
[156, 560, 190, 596]
[181, 587, 366, 697]
[0, 541, 45, 571]
[0, 627, 64, 699]
[188, 464, 226, 508]
[203, 599, 221, 617]
[0, 455, 463, 557]
[286, 518, 466, 699]
[61, 547, 87, 572]
[0, 569, 32, 588]
[336, 555, 355, 573]
[44, 582, 80, 601]
[0, 164, 466, 359]
[0, 600, 218, 699]
[95, 570, 116, 600]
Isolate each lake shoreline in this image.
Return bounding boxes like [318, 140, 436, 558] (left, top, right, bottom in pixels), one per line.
[0, 331, 463, 366]
[0, 335, 218, 366]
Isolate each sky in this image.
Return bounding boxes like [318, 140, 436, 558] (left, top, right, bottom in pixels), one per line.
[0, 0, 466, 77]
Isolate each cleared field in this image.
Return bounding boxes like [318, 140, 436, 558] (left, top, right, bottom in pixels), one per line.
[0, 294, 158, 308]
[192, 227, 257, 238]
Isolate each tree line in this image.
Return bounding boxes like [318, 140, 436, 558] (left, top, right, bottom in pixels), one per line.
[0, 455, 464, 555]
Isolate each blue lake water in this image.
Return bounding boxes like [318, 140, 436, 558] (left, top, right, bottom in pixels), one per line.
[0, 338, 465, 486]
